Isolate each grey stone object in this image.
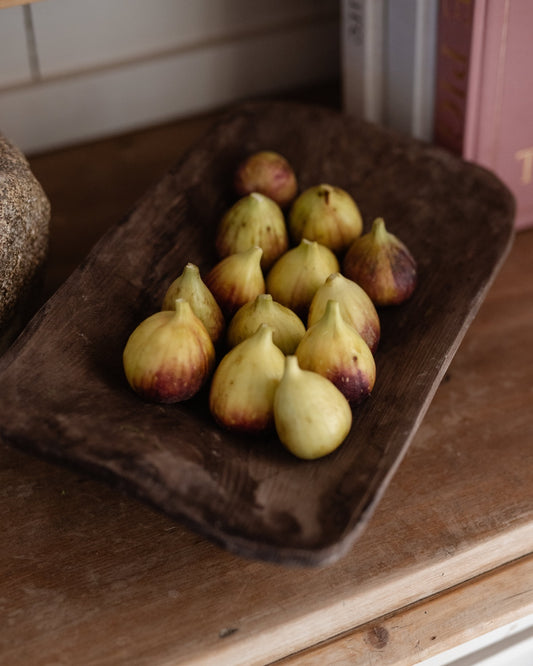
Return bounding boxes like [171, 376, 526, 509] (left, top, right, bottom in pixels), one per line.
[1, 133, 50, 353]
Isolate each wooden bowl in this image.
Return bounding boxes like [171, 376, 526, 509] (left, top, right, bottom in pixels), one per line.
[0, 102, 515, 566]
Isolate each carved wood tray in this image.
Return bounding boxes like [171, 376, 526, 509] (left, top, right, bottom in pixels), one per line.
[0, 102, 515, 566]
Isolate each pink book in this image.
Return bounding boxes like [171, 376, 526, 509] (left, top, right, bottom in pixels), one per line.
[434, 0, 533, 230]
[433, 0, 476, 154]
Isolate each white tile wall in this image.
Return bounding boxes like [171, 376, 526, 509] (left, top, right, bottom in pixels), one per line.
[0, 6, 32, 86]
[0, 0, 340, 154]
[32, 0, 333, 76]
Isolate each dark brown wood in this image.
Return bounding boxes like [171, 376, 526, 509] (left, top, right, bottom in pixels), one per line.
[0, 101, 515, 566]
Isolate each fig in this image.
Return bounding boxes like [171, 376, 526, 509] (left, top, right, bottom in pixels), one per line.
[343, 217, 417, 306]
[288, 184, 363, 254]
[265, 238, 339, 319]
[204, 246, 265, 316]
[209, 323, 285, 433]
[273, 355, 352, 460]
[234, 150, 298, 208]
[123, 299, 215, 403]
[226, 293, 305, 355]
[215, 192, 288, 271]
[307, 272, 380, 354]
[161, 262, 225, 344]
[296, 300, 376, 404]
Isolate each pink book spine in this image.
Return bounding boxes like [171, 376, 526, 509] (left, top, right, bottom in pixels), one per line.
[461, 0, 488, 161]
[464, 0, 533, 230]
[433, 0, 477, 154]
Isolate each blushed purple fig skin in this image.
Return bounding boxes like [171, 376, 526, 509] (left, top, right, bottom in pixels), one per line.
[325, 367, 375, 405]
[234, 151, 298, 208]
[132, 365, 208, 404]
[123, 301, 215, 403]
[343, 217, 417, 306]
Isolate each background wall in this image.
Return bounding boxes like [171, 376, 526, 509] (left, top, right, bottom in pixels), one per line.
[0, 0, 340, 155]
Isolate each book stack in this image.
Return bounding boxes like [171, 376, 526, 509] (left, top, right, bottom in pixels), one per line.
[341, 0, 533, 231]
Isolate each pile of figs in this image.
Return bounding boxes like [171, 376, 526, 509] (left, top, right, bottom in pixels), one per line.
[123, 151, 417, 460]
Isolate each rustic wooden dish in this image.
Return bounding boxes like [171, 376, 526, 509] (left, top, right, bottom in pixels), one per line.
[0, 102, 515, 566]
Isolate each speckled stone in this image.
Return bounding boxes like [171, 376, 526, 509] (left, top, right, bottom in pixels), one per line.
[0, 133, 50, 353]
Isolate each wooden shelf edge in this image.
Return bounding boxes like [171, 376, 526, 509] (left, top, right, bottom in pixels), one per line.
[275, 553, 533, 665]
[175, 522, 533, 666]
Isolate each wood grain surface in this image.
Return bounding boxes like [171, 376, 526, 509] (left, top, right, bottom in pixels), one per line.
[0, 106, 532, 665]
[0, 101, 516, 567]
[278, 554, 533, 665]
[1, 224, 532, 664]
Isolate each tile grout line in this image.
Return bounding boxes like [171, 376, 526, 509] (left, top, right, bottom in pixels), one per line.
[3, 10, 338, 94]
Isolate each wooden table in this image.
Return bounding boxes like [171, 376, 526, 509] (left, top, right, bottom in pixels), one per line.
[1, 107, 532, 665]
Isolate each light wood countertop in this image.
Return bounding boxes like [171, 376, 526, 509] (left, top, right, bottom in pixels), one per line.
[1, 102, 532, 665]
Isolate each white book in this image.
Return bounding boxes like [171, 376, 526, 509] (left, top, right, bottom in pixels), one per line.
[410, 0, 438, 141]
[341, 0, 438, 140]
[385, 0, 438, 141]
[341, 0, 386, 124]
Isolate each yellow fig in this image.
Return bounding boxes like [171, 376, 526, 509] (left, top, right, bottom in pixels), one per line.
[161, 262, 225, 344]
[209, 323, 285, 433]
[215, 192, 289, 271]
[204, 246, 265, 317]
[307, 272, 380, 354]
[265, 238, 339, 319]
[226, 293, 306, 354]
[123, 299, 215, 403]
[273, 355, 352, 460]
[343, 217, 417, 306]
[296, 299, 376, 404]
[288, 184, 363, 254]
